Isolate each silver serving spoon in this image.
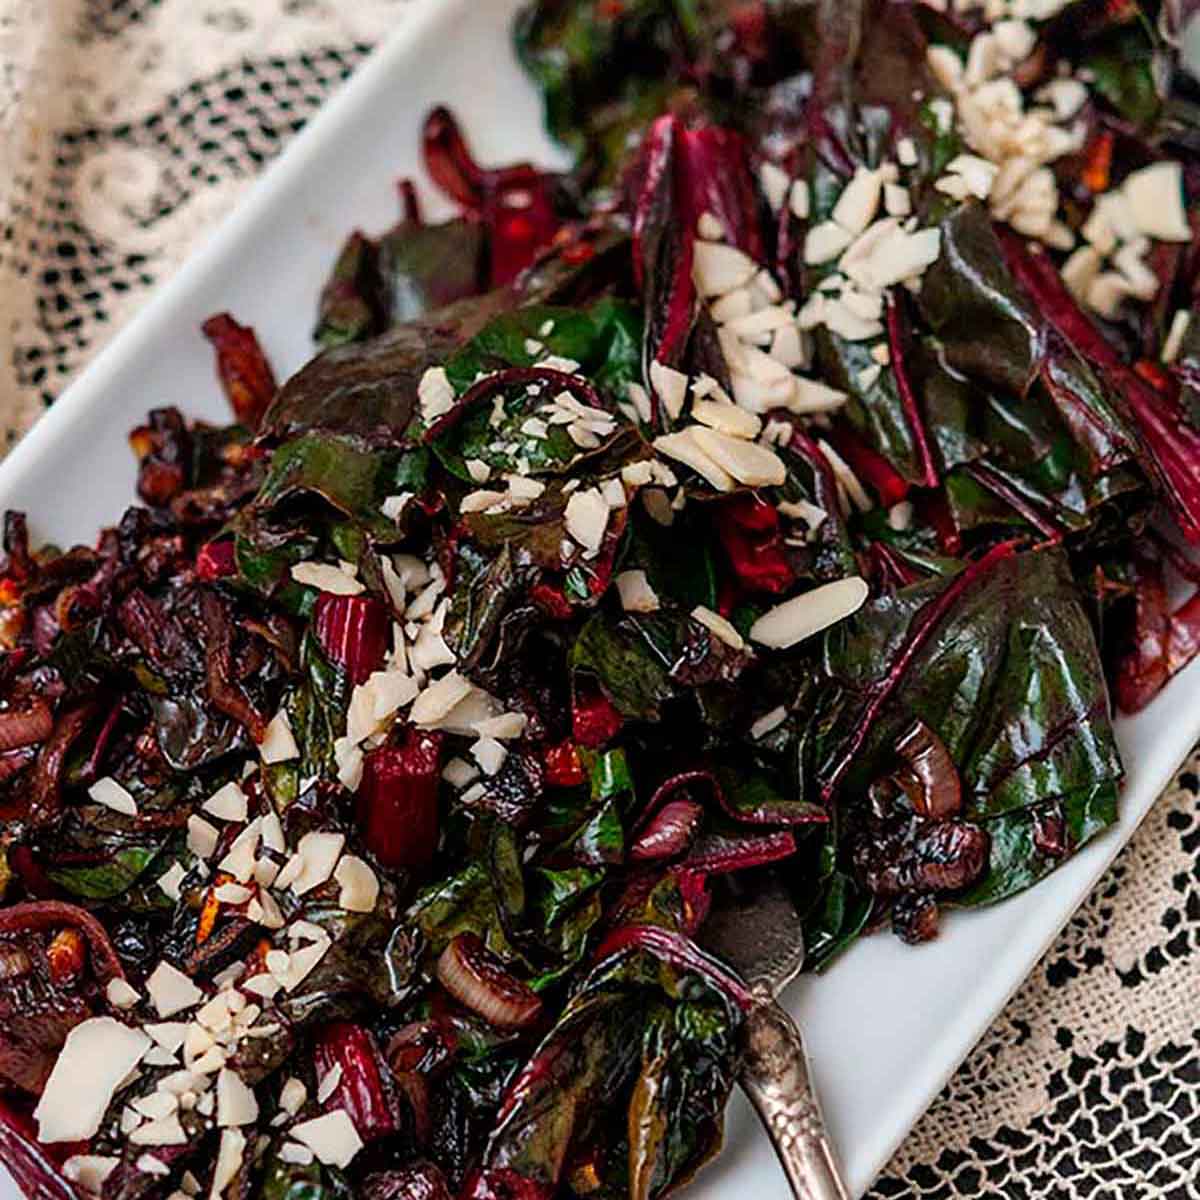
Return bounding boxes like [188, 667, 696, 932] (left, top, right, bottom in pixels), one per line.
[700, 874, 850, 1200]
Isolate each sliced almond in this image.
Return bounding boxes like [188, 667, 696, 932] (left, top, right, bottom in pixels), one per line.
[831, 167, 883, 236]
[691, 399, 762, 439]
[460, 489, 508, 514]
[259, 711, 299, 764]
[690, 427, 787, 487]
[1112, 241, 1159, 301]
[34, 1018, 151, 1143]
[290, 1111, 363, 1169]
[289, 832, 346, 896]
[649, 360, 689, 420]
[724, 306, 795, 344]
[1162, 310, 1191, 365]
[146, 962, 203, 1018]
[691, 605, 745, 651]
[693, 241, 758, 298]
[710, 288, 754, 324]
[615, 569, 661, 613]
[411, 671, 472, 725]
[332, 855, 379, 914]
[883, 183, 912, 217]
[564, 488, 610, 554]
[804, 221, 855, 265]
[788, 179, 811, 220]
[730, 370, 797, 415]
[88, 777, 137, 816]
[843, 221, 941, 291]
[1086, 271, 1133, 319]
[203, 782, 247, 823]
[290, 562, 363, 596]
[187, 814, 220, 859]
[418, 366, 455, 423]
[653, 431, 735, 492]
[749, 577, 870, 649]
[818, 440, 873, 511]
[759, 162, 790, 212]
[770, 324, 808, 370]
[822, 298, 884, 342]
[216, 1068, 259, 1128]
[1061, 245, 1103, 301]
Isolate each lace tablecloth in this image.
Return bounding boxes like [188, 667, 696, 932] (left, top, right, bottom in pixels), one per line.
[0, 2, 1197, 1196]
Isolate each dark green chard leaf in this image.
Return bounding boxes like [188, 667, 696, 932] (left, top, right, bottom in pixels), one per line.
[572, 607, 753, 727]
[1076, 12, 1162, 129]
[228, 428, 422, 601]
[314, 231, 387, 349]
[260, 290, 513, 451]
[411, 862, 516, 959]
[430, 301, 642, 480]
[572, 747, 633, 864]
[712, 765, 827, 827]
[814, 328, 924, 486]
[442, 300, 643, 398]
[480, 938, 744, 1198]
[284, 633, 352, 782]
[919, 205, 1150, 533]
[436, 397, 584, 482]
[798, 862, 874, 973]
[626, 997, 736, 1200]
[542, 747, 634, 866]
[276, 902, 419, 1029]
[956, 780, 1119, 907]
[253, 433, 401, 539]
[820, 545, 1122, 897]
[379, 218, 487, 327]
[45, 845, 162, 902]
[587, 298, 646, 400]
[444, 543, 538, 673]
[527, 866, 604, 988]
[620, 507, 718, 611]
[571, 612, 676, 722]
[513, 0, 698, 185]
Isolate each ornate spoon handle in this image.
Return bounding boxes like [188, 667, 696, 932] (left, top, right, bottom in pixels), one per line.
[740, 983, 851, 1200]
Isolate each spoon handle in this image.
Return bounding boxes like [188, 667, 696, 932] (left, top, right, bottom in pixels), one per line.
[740, 983, 851, 1200]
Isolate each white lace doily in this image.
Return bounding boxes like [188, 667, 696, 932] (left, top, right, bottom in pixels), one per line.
[0, 2, 1196, 1195]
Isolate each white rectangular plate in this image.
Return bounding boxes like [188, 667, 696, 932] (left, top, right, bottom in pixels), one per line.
[2, 2, 1196, 1196]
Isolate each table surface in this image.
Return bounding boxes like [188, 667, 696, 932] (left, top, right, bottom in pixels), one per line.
[0, 2, 1196, 1196]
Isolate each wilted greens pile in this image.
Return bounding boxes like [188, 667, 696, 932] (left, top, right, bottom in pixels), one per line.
[1, 0, 1198, 1197]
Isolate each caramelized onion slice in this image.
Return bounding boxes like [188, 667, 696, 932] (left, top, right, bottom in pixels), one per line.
[895, 720, 961, 819]
[436, 934, 542, 1031]
[630, 799, 703, 861]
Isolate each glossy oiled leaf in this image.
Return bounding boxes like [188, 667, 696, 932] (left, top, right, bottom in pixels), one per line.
[45, 844, 163, 901]
[918, 205, 1148, 532]
[254, 434, 399, 537]
[821, 546, 1122, 897]
[378, 218, 487, 326]
[571, 613, 676, 722]
[815, 328, 924, 486]
[956, 781, 1120, 907]
[444, 301, 643, 397]
[261, 291, 512, 450]
[514, 0, 705, 185]
[483, 939, 742, 1196]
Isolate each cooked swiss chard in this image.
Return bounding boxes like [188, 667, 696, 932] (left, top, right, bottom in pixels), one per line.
[1, 0, 1197, 1196]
